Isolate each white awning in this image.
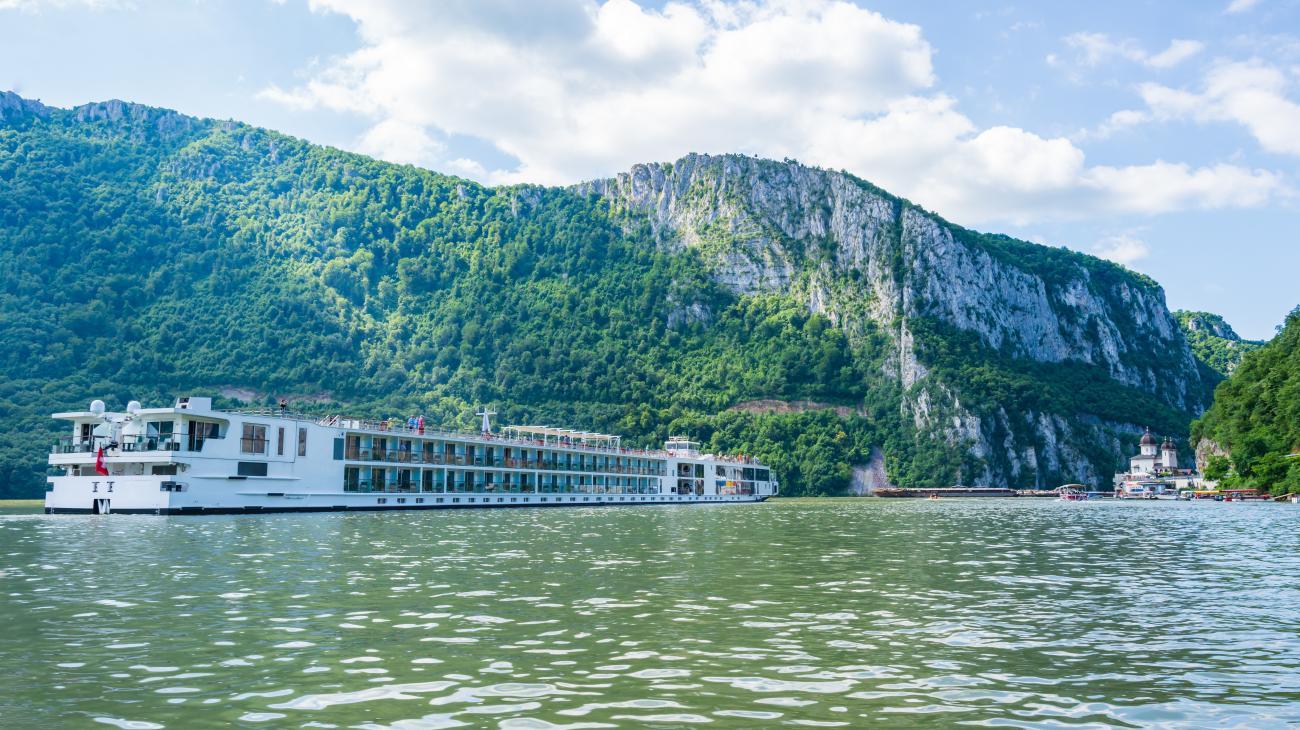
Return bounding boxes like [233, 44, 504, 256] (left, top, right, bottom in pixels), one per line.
[503, 425, 621, 445]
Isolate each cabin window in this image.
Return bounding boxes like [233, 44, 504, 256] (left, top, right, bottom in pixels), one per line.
[189, 421, 220, 452]
[298, 428, 307, 457]
[241, 423, 267, 454]
[237, 461, 268, 477]
[277, 427, 285, 456]
[151, 464, 178, 475]
[694, 463, 704, 478]
[756, 469, 769, 482]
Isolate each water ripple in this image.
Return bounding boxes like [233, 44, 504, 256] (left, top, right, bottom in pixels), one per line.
[0, 500, 1297, 727]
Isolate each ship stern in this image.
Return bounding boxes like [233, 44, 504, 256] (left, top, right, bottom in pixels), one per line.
[45, 475, 181, 515]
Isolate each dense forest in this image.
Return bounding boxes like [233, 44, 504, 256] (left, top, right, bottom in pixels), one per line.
[0, 93, 1216, 497]
[1193, 308, 1300, 496]
[1174, 310, 1264, 382]
[0, 96, 900, 497]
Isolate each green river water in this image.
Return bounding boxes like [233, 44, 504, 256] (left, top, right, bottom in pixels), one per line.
[1, 499, 1298, 729]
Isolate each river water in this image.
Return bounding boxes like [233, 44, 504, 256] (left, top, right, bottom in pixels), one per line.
[1, 499, 1298, 729]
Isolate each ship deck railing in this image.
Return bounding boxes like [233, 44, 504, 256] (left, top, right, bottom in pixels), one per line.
[209, 408, 765, 466]
[325, 417, 758, 463]
[341, 448, 667, 473]
[225, 408, 670, 457]
[341, 479, 665, 495]
[52, 433, 223, 455]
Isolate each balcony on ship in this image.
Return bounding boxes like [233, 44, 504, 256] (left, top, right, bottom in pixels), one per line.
[342, 462, 661, 496]
[339, 438, 668, 476]
[53, 428, 222, 455]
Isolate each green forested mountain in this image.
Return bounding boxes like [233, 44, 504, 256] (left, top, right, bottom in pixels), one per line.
[1174, 310, 1264, 381]
[1192, 308, 1300, 495]
[0, 92, 1212, 497]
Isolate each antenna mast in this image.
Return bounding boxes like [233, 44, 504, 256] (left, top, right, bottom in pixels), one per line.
[476, 406, 497, 434]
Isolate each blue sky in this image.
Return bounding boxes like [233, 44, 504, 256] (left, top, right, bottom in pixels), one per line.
[2, 0, 1297, 339]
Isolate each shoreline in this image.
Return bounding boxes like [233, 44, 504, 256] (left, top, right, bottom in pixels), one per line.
[0, 499, 43, 508]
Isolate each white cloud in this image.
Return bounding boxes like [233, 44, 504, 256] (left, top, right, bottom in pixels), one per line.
[1085, 108, 1152, 140]
[1057, 32, 1204, 70]
[1061, 32, 1147, 66]
[1091, 234, 1150, 265]
[264, 0, 1285, 226]
[1125, 59, 1300, 156]
[1147, 39, 1206, 69]
[1085, 161, 1280, 212]
[355, 118, 444, 167]
[1225, 0, 1260, 14]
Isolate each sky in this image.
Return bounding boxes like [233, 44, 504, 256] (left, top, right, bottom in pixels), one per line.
[2, 0, 1297, 339]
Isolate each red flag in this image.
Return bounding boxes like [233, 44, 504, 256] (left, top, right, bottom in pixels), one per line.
[95, 447, 109, 476]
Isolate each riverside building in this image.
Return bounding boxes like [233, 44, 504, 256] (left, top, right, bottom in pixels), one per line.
[1112, 427, 1203, 498]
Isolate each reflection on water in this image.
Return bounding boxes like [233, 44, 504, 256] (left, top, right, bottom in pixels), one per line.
[0, 500, 1297, 728]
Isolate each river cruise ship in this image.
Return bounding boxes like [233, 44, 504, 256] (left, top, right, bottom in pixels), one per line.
[45, 397, 778, 515]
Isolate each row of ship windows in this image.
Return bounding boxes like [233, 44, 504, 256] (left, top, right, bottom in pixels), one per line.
[239, 424, 307, 457]
[342, 466, 662, 494]
[337, 442, 665, 473]
[341, 451, 668, 474]
[367, 495, 746, 505]
[335, 444, 769, 482]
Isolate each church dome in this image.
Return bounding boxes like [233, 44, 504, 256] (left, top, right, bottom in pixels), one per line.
[1140, 429, 1156, 446]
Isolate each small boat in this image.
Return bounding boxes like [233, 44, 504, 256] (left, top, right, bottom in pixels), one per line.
[1058, 485, 1088, 501]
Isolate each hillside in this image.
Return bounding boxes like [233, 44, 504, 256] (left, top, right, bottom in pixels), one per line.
[1192, 308, 1300, 495]
[0, 92, 1210, 496]
[1175, 310, 1264, 380]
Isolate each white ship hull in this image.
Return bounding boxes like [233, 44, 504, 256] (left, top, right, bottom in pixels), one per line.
[46, 480, 766, 515]
[46, 398, 777, 515]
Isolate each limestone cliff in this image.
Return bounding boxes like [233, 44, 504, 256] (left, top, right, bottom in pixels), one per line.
[1174, 310, 1263, 378]
[0, 90, 49, 121]
[581, 154, 1208, 487]
[0, 87, 1210, 493]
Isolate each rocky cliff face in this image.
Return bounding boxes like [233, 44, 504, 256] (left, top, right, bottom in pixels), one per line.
[1174, 310, 1263, 378]
[581, 153, 1207, 487]
[0, 93, 1211, 495]
[0, 90, 49, 121]
[1180, 311, 1240, 340]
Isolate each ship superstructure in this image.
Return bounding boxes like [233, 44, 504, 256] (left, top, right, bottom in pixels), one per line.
[46, 397, 777, 514]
